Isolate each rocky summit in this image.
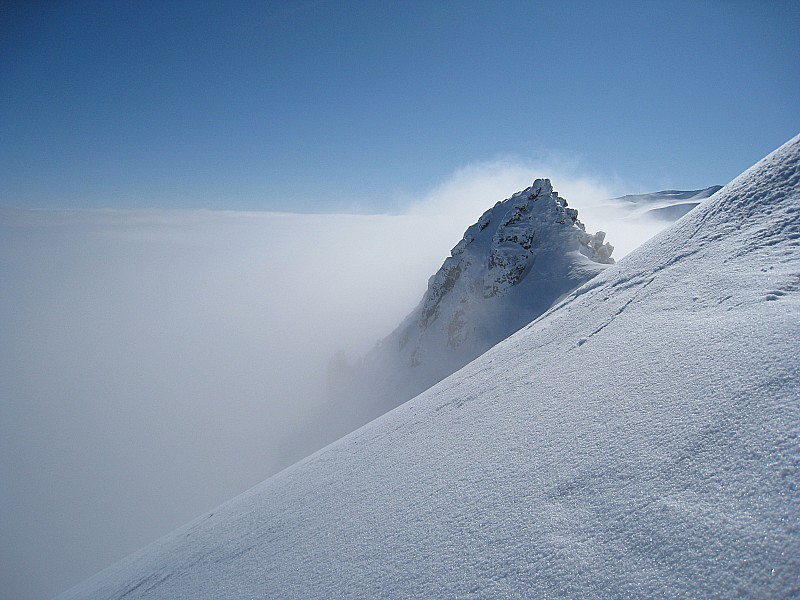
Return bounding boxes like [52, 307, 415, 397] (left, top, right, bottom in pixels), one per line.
[326, 178, 616, 430]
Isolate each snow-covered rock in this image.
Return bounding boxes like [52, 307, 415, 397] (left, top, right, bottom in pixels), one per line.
[57, 134, 800, 599]
[416, 178, 612, 349]
[325, 179, 615, 433]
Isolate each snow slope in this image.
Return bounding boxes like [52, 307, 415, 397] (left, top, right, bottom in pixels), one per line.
[58, 135, 800, 599]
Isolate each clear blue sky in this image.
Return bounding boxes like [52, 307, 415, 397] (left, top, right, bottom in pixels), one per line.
[1, 0, 798, 212]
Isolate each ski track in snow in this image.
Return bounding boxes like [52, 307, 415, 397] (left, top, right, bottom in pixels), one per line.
[58, 135, 800, 600]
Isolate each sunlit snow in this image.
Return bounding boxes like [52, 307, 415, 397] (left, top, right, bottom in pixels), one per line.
[57, 136, 800, 598]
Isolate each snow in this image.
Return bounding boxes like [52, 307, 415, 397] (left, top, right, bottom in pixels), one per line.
[644, 201, 701, 221]
[319, 179, 616, 444]
[612, 185, 722, 207]
[57, 135, 800, 599]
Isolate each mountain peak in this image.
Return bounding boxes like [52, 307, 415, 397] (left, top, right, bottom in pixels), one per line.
[418, 178, 613, 340]
[325, 179, 617, 422]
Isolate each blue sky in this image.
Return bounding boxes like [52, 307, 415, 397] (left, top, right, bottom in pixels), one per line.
[1, 0, 798, 211]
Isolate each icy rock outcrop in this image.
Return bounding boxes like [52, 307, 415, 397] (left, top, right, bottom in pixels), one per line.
[329, 179, 616, 420]
[578, 229, 614, 263]
[421, 178, 613, 321]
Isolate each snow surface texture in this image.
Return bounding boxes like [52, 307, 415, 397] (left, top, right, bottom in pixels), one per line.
[59, 136, 800, 599]
[320, 180, 614, 443]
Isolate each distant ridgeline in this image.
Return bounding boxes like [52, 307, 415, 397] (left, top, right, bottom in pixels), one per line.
[614, 186, 722, 221]
[324, 178, 615, 434]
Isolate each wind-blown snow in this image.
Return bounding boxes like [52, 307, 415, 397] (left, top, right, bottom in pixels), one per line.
[0, 209, 457, 598]
[612, 186, 722, 206]
[574, 186, 722, 258]
[58, 135, 800, 599]
[624, 187, 722, 222]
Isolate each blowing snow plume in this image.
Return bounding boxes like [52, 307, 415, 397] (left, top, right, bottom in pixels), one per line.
[57, 133, 800, 599]
[306, 178, 615, 454]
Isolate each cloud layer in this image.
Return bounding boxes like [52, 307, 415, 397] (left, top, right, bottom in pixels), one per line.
[0, 208, 457, 598]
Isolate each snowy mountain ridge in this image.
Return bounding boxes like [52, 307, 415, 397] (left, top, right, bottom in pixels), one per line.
[429, 178, 613, 305]
[612, 185, 723, 221]
[613, 185, 723, 206]
[57, 133, 800, 599]
[326, 178, 615, 429]
[404, 178, 612, 365]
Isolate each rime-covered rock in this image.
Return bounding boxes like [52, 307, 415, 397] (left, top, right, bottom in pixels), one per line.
[328, 179, 615, 425]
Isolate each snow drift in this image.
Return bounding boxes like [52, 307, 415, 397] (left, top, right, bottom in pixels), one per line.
[58, 134, 800, 599]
